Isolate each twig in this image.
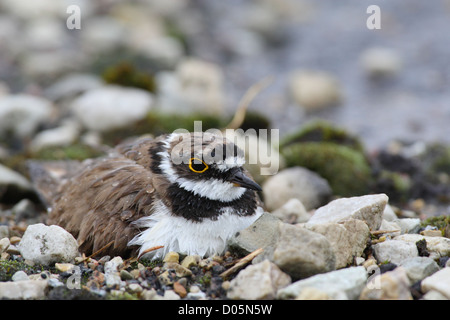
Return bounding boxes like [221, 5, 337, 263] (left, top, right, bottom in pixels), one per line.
[219, 248, 264, 279]
[224, 76, 274, 130]
[370, 229, 400, 235]
[137, 245, 164, 260]
[85, 240, 115, 260]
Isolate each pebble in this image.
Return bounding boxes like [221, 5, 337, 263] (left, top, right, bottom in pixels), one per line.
[0, 237, 10, 253]
[421, 230, 443, 237]
[289, 70, 342, 111]
[228, 212, 281, 256]
[306, 193, 388, 231]
[355, 257, 365, 266]
[360, 267, 412, 300]
[264, 223, 336, 280]
[307, 219, 370, 269]
[173, 281, 187, 298]
[104, 256, 124, 288]
[372, 239, 418, 265]
[0, 225, 9, 239]
[378, 219, 401, 237]
[398, 257, 440, 284]
[0, 280, 48, 299]
[139, 36, 184, 67]
[0, 164, 34, 201]
[227, 260, 291, 300]
[55, 263, 75, 273]
[11, 199, 39, 221]
[120, 269, 134, 281]
[10, 236, 21, 245]
[12, 270, 29, 282]
[70, 85, 153, 132]
[421, 267, 450, 299]
[295, 287, 332, 300]
[44, 73, 104, 101]
[7, 244, 20, 255]
[422, 290, 449, 300]
[0, 94, 53, 138]
[30, 119, 80, 152]
[18, 223, 79, 266]
[127, 283, 143, 294]
[164, 262, 193, 278]
[156, 58, 225, 116]
[394, 234, 450, 260]
[360, 47, 402, 78]
[277, 266, 367, 300]
[162, 289, 181, 300]
[180, 255, 201, 269]
[158, 270, 175, 286]
[382, 204, 398, 221]
[262, 166, 332, 211]
[394, 218, 421, 234]
[163, 251, 179, 263]
[271, 198, 311, 224]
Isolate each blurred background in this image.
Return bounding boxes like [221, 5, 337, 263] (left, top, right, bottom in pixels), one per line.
[1, 0, 450, 149]
[1, 0, 450, 215]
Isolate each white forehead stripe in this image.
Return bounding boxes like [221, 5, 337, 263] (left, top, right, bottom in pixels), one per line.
[158, 133, 182, 183]
[215, 156, 246, 172]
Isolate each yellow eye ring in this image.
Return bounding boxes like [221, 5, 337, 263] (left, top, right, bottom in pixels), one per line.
[189, 157, 209, 173]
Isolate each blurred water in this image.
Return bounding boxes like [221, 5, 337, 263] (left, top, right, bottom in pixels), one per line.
[189, 0, 450, 151]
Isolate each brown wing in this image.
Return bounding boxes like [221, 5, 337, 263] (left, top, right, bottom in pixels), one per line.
[48, 139, 162, 258]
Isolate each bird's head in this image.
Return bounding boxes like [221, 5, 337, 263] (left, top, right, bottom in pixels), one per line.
[150, 131, 261, 202]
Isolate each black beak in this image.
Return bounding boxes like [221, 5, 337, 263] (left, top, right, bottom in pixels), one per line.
[230, 170, 262, 192]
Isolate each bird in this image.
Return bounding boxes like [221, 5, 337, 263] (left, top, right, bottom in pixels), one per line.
[28, 131, 264, 260]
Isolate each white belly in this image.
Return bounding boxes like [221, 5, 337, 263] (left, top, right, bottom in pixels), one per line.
[128, 200, 263, 260]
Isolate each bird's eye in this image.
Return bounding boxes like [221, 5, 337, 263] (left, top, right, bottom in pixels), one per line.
[189, 157, 209, 173]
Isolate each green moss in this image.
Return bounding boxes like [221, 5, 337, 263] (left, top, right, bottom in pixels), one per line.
[421, 215, 450, 236]
[89, 47, 162, 78]
[282, 142, 373, 196]
[132, 258, 163, 269]
[0, 260, 44, 281]
[102, 110, 228, 146]
[281, 121, 365, 153]
[198, 273, 212, 288]
[164, 20, 189, 53]
[32, 143, 104, 161]
[238, 111, 271, 132]
[146, 111, 228, 135]
[374, 170, 412, 202]
[102, 61, 157, 93]
[423, 144, 450, 174]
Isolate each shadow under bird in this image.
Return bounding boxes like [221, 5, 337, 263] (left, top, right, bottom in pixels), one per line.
[28, 132, 264, 260]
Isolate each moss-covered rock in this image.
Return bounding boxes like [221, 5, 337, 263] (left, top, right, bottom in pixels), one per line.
[420, 143, 450, 176]
[102, 61, 157, 93]
[102, 110, 229, 146]
[0, 260, 43, 281]
[32, 143, 104, 161]
[281, 121, 364, 153]
[372, 170, 412, 203]
[281, 142, 373, 196]
[421, 215, 450, 237]
[237, 111, 271, 133]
